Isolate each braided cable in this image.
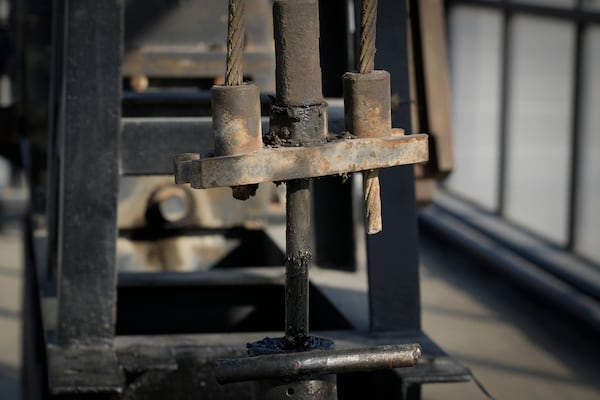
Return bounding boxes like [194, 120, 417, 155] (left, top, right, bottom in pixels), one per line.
[359, 0, 377, 74]
[364, 170, 382, 234]
[360, 0, 382, 234]
[225, 0, 245, 86]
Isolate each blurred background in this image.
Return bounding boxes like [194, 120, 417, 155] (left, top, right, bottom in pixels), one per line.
[1, 0, 599, 399]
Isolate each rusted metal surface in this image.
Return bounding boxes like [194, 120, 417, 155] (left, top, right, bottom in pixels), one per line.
[343, 71, 392, 138]
[215, 4, 264, 202]
[270, 0, 325, 357]
[268, 0, 328, 147]
[343, 69, 391, 234]
[178, 132, 428, 189]
[215, 344, 422, 383]
[267, 103, 328, 147]
[211, 83, 263, 156]
[272, 0, 323, 106]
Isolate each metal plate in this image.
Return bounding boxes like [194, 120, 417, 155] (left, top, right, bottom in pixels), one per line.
[180, 132, 428, 189]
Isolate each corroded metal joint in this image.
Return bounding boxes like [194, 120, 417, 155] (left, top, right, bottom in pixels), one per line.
[267, 102, 328, 147]
[179, 133, 428, 189]
[343, 70, 392, 138]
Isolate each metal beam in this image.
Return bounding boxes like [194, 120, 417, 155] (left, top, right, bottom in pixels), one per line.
[366, 0, 422, 333]
[56, 0, 123, 347]
[181, 133, 428, 189]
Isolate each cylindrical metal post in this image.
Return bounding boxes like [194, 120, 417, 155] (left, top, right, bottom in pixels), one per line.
[211, 83, 262, 156]
[273, 0, 323, 106]
[285, 179, 311, 347]
[272, 0, 325, 349]
[269, 0, 327, 147]
[271, 0, 325, 348]
[343, 71, 391, 137]
[216, 344, 422, 383]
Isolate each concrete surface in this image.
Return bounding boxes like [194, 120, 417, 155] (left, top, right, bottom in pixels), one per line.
[420, 228, 600, 400]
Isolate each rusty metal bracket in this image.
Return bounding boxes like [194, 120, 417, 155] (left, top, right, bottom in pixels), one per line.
[175, 130, 428, 189]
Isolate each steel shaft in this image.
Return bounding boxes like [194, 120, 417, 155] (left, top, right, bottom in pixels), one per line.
[272, 0, 325, 349]
[285, 179, 311, 346]
[216, 344, 422, 383]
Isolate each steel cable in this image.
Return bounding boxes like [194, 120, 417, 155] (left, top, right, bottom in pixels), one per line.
[225, 0, 245, 86]
[360, 0, 382, 234]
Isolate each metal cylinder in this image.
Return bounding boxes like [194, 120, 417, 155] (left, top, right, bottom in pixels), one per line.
[273, 0, 323, 107]
[343, 70, 391, 138]
[211, 83, 262, 156]
[216, 344, 422, 383]
[285, 179, 311, 347]
[253, 376, 337, 400]
[269, 103, 328, 147]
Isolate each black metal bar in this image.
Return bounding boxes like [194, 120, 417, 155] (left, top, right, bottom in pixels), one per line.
[567, 0, 584, 251]
[46, 0, 66, 282]
[271, 0, 325, 348]
[215, 344, 421, 384]
[449, 0, 600, 24]
[285, 179, 311, 346]
[314, 176, 356, 271]
[496, 3, 511, 215]
[366, 0, 421, 332]
[121, 118, 215, 175]
[56, 0, 123, 346]
[319, 0, 352, 97]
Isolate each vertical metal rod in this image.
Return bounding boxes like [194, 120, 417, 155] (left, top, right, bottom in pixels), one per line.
[273, 0, 323, 106]
[272, 0, 324, 348]
[285, 179, 311, 346]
